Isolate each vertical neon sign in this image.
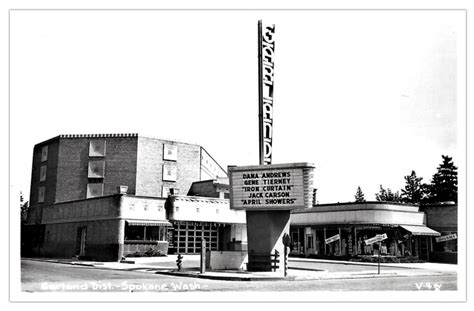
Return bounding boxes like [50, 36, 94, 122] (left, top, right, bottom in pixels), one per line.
[258, 20, 275, 165]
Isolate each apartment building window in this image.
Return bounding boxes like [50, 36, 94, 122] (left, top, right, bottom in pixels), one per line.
[39, 165, 47, 182]
[38, 186, 45, 203]
[41, 146, 48, 162]
[87, 140, 106, 199]
[88, 160, 105, 178]
[163, 144, 178, 161]
[162, 164, 177, 182]
[89, 140, 106, 157]
[87, 183, 104, 198]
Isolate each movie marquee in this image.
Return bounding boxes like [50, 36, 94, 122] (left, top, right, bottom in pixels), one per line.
[228, 163, 315, 210]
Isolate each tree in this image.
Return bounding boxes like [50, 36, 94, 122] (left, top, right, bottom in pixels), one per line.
[401, 170, 428, 204]
[354, 186, 366, 202]
[428, 155, 458, 203]
[20, 191, 29, 224]
[375, 185, 402, 202]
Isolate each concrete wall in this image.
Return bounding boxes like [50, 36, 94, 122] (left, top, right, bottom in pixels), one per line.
[40, 195, 172, 261]
[42, 195, 122, 223]
[246, 210, 290, 274]
[42, 219, 123, 261]
[206, 251, 248, 270]
[121, 196, 167, 221]
[41, 195, 124, 260]
[123, 241, 169, 257]
[168, 196, 246, 224]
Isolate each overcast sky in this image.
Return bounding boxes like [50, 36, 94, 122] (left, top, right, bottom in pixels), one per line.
[10, 10, 465, 204]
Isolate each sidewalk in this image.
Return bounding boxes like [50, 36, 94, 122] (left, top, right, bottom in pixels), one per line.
[23, 256, 457, 282]
[288, 257, 459, 272]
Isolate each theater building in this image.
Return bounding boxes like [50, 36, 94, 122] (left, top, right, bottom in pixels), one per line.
[23, 133, 246, 260]
[289, 202, 441, 261]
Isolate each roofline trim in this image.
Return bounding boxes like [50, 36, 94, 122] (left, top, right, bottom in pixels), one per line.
[292, 207, 422, 214]
[311, 201, 420, 207]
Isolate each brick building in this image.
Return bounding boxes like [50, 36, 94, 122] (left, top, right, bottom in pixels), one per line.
[420, 203, 458, 263]
[23, 134, 246, 260]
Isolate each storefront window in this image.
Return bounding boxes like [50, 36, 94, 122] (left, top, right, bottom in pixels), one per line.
[433, 231, 458, 253]
[125, 225, 144, 240]
[125, 225, 167, 241]
[290, 227, 304, 255]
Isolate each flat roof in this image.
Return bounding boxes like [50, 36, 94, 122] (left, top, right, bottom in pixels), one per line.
[228, 162, 315, 172]
[292, 201, 420, 214]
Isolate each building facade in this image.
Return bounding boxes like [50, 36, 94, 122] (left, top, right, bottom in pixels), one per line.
[289, 202, 441, 261]
[23, 134, 456, 264]
[27, 133, 228, 226]
[22, 134, 246, 260]
[165, 195, 247, 254]
[420, 203, 458, 263]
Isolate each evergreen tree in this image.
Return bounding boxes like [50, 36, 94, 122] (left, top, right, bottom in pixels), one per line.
[401, 170, 427, 204]
[375, 185, 402, 202]
[20, 191, 29, 223]
[420, 183, 432, 204]
[429, 155, 458, 203]
[354, 186, 366, 202]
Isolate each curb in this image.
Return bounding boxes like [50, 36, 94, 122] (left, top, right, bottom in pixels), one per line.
[152, 270, 427, 282]
[289, 258, 420, 270]
[154, 270, 290, 282]
[289, 267, 327, 272]
[24, 258, 105, 268]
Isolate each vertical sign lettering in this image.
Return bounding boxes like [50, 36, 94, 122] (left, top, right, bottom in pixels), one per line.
[258, 20, 275, 165]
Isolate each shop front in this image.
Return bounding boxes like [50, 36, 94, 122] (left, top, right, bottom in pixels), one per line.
[123, 220, 172, 257]
[290, 202, 440, 260]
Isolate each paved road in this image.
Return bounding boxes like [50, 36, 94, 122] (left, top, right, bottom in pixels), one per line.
[288, 259, 413, 272]
[21, 259, 457, 293]
[144, 257, 413, 272]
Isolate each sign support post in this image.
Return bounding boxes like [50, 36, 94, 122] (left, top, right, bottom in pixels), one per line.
[378, 241, 381, 275]
[364, 233, 387, 275]
[200, 238, 206, 274]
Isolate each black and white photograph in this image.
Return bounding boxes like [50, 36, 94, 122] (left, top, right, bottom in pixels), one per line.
[5, 2, 471, 306]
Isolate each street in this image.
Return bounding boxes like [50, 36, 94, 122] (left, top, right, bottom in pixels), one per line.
[21, 259, 457, 292]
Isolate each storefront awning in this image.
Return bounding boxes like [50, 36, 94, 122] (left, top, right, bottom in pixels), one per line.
[126, 220, 172, 227]
[400, 225, 440, 236]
